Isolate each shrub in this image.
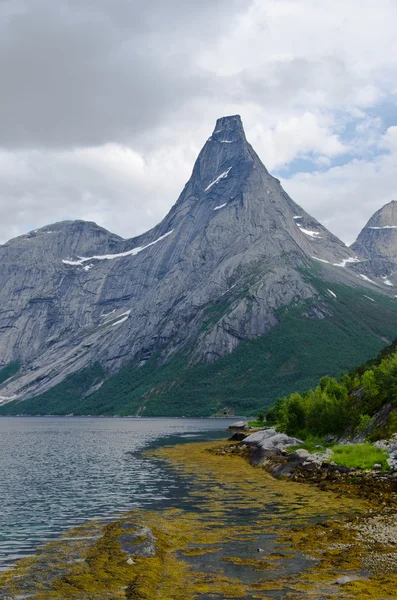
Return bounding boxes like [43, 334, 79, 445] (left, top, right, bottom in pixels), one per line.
[356, 414, 372, 434]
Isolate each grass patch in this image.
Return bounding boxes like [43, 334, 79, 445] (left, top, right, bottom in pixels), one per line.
[331, 443, 390, 471]
[247, 420, 266, 428]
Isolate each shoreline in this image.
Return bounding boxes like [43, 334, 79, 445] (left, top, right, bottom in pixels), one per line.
[1, 438, 397, 599]
[218, 437, 397, 505]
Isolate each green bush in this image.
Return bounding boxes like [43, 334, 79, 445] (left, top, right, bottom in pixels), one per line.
[356, 414, 372, 434]
[271, 334, 397, 439]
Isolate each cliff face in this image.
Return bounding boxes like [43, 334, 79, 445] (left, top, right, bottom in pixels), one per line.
[0, 115, 393, 406]
[351, 200, 397, 285]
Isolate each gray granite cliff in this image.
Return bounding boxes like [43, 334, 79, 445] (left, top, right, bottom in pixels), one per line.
[0, 116, 390, 403]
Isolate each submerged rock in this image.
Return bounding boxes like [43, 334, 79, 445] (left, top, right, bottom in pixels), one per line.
[334, 575, 365, 585]
[118, 522, 157, 558]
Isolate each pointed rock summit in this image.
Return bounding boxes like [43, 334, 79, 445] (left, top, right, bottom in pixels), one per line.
[352, 200, 397, 261]
[349, 200, 397, 287]
[0, 116, 395, 413]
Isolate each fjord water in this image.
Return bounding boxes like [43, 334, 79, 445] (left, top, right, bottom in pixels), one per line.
[0, 417, 233, 571]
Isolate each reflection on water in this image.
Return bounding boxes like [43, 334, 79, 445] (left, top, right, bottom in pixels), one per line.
[0, 416, 234, 570]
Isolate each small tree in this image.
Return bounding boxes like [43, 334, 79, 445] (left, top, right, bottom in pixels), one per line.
[257, 411, 265, 424]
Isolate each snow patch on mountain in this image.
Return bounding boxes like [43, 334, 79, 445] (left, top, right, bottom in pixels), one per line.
[62, 231, 174, 267]
[382, 276, 394, 286]
[358, 274, 379, 285]
[367, 226, 397, 230]
[105, 310, 131, 327]
[333, 257, 360, 267]
[205, 167, 232, 192]
[296, 223, 321, 238]
[312, 256, 360, 268]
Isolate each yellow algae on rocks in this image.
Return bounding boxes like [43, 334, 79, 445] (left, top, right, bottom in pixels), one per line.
[1, 440, 397, 599]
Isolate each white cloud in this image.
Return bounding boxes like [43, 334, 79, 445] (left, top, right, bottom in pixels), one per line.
[1, 0, 397, 245]
[248, 112, 347, 170]
[282, 127, 397, 245]
[0, 143, 196, 242]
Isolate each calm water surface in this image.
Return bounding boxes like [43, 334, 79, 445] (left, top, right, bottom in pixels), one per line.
[0, 417, 234, 570]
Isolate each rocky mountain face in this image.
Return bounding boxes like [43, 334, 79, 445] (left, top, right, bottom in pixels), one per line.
[0, 115, 396, 412]
[351, 201, 397, 286]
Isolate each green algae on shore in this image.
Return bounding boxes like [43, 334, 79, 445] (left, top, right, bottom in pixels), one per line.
[1, 440, 397, 599]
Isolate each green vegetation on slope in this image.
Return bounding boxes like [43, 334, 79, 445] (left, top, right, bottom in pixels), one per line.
[2, 273, 397, 417]
[0, 361, 20, 385]
[0, 363, 105, 416]
[266, 332, 397, 441]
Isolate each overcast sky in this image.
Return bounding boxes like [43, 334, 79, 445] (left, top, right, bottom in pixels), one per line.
[1, 0, 397, 245]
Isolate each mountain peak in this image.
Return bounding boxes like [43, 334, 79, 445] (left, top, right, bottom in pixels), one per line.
[211, 115, 246, 143]
[0, 114, 394, 409]
[366, 200, 397, 229]
[351, 201, 397, 262]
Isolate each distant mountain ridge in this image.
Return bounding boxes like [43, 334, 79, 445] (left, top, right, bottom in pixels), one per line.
[1, 115, 397, 416]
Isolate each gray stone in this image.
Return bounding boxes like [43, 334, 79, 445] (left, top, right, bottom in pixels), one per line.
[295, 449, 310, 457]
[242, 429, 278, 444]
[242, 429, 303, 450]
[228, 421, 248, 430]
[334, 575, 359, 585]
[387, 455, 397, 471]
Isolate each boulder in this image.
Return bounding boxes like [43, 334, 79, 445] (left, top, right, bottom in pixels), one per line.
[374, 439, 389, 450]
[242, 428, 277, 444]
[374, 439, 397, 471]
[334, 575, 365, 585]
[228, 421, 248, 430]
[229, 432, 248, 441]
[295, 449, 310, 457]
[303, 448, 333, 466]
[242, 429, 303, 450]
[387, 454, 397, 471]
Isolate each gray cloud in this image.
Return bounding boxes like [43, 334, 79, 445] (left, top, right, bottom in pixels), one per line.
[1, 0, 397, 246]
[0, 0, 248, 148]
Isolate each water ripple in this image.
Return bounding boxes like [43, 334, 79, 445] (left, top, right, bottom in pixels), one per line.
[0, 416, 232, 569]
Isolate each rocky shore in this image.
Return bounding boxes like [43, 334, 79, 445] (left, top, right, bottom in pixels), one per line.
[2, 433, 397, 599]
[226, 423, 397, 504]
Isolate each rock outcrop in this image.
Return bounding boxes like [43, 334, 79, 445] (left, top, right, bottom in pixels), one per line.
[242, 428, 303, 450]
